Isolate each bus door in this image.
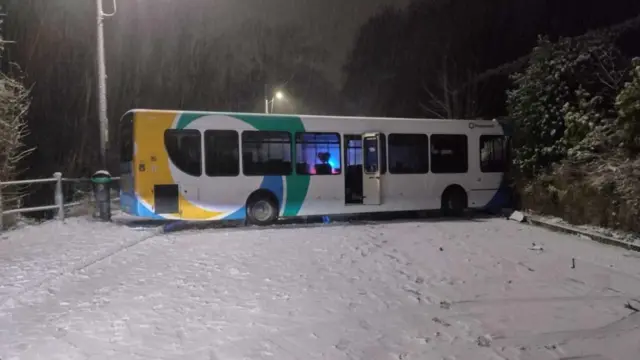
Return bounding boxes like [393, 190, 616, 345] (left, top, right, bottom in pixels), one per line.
[362, 133, 382, 205]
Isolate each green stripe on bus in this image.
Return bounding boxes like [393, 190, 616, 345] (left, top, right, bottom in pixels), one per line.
[230, 114, 309, 217]
[174, 112, 310, 217]
[176, 112, 205, 130]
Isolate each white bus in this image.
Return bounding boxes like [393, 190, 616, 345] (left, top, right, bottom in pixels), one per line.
[119, 109, 511, 225]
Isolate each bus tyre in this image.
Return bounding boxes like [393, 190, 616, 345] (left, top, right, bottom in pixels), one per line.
[441, 187, 467, 217]
[246, 196, 279, 226]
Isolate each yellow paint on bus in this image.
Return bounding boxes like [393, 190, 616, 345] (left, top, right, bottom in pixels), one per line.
[133, 110, 223, 219]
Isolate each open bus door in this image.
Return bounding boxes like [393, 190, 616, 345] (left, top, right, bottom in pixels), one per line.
[362, 133, 382, 205]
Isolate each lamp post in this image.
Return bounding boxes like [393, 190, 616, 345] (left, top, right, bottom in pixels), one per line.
[94, 0, 116, 222]
[96, 0, 116, 169]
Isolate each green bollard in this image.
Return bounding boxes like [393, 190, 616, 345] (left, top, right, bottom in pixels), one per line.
[91, 170, 112, 221]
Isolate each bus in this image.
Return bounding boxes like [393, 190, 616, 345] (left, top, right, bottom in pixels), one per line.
[119, 109, 511, 225]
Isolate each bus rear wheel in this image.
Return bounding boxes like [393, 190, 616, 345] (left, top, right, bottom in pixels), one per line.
[246, 196, 279, 226]
[441, 186, 467, 217]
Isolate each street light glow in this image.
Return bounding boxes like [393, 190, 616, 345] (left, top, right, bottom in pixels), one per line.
[265, 88, 286, 114]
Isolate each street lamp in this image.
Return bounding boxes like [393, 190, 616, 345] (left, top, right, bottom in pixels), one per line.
[265, 88, 286, 114]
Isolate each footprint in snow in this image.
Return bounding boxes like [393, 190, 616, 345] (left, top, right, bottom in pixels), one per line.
[335, 339, 350, 351]
[358, 319, 372, 330]
[432, 317, 451, 327]
[477, 335, 492, 347]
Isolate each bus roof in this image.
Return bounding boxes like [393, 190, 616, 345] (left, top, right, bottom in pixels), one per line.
[124, 109, 498, 124]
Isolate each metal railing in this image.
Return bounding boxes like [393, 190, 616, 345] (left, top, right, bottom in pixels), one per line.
[0, 172, 120, 229]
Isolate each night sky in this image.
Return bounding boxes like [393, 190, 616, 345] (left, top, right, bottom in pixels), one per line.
[195, 0, 413, 84]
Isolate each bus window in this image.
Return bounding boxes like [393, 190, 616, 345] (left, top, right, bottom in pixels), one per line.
[363, 136, 379, 173]
[164, 129, 202, 177]
[351, 135, 387, 174]
[430, 134, 468, 174]
[241, 131, 292, 176]
[119, 111, 134, 173]
[204, 130, 239, 177]
[480, 135, 509, 173]
[346, 138, 362, 166]
[295, 132, 341, 175]
[379, 134, 387, 174]
[388, 133, 429, 174]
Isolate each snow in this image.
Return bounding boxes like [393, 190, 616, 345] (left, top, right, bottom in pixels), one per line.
[1, 216, 640, 360]
[540, 215, 639, 244]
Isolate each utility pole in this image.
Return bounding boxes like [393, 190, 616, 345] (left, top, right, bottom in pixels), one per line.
[96, 0, 116, 169]
[93, 0, 116, 222]
[1, 3, 10, 74]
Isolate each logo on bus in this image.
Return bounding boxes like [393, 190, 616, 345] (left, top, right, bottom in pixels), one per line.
[469, 122, 495, 129]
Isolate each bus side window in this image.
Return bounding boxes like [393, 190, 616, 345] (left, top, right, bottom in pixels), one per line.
[363, 137, 379, 173]
[164, 129, 202, 177]
[204, 130, 239, 177]
[295, 132, 341, 175]
[242, 131, 292, 176]
[388, 133, 428, 174]
[430, 134, 468, 174]
[119, 112, 134, 175]
[379, 133, 387, 174]
[119, 112, 134, 164]
[480, 135, 508, 173]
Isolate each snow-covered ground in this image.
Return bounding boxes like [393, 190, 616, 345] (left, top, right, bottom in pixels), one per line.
[1, 216, 640, 360]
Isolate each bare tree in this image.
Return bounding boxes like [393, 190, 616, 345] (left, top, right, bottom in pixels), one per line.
[0, 71, 33, 213]
[420, 55, 480, 119]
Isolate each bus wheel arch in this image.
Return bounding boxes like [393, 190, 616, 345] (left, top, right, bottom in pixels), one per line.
[245, 189, 280, 226]
[441, 184, 467, 217]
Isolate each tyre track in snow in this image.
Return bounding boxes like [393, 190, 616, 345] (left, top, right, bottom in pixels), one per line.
[0, 225, 163, 309]
[341, 220, 640, 359]
[330, 222, 493, 358]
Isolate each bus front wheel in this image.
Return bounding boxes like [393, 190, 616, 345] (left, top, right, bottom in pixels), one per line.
[441, 186, 467, 217]
[246, 195, 279, 226]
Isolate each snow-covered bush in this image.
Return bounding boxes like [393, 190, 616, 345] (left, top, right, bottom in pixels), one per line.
[615, 58, 640, 154]
[507, 33, 626, 177]
[509, 33, 640, 233]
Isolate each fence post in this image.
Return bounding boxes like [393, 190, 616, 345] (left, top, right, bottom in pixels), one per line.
[54, 172, 64, 221]
[0, 183, 4, 230]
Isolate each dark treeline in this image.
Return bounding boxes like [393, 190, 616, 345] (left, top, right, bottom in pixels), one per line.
[5, 0, 341, 180]
[3, 0, 640, 219]
[343, 0, 640, 119]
